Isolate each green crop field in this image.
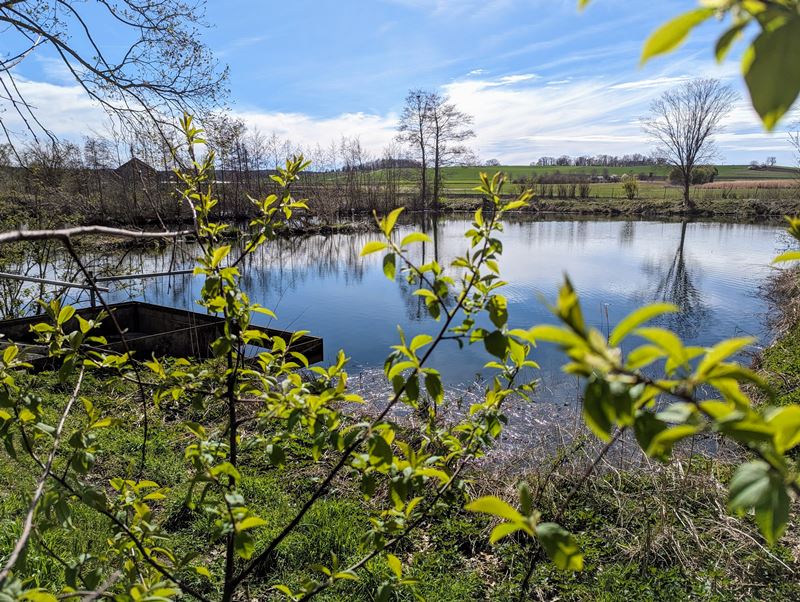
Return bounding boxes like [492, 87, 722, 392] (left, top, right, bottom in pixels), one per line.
[435, 164, 795, 184]
[422, 164, 799, 195]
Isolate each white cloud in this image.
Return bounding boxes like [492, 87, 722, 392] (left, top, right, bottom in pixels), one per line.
[438, 67, 791, 163]
[2, 67, 794, 165]
[609, 76, 690, 91]
[233, 108, 399, 155]
[0, 72, 108, 140]
[493, 74, 539, 86]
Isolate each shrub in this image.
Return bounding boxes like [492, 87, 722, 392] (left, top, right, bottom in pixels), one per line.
[668, 166, 719, 185]
[621, 174, 639, 199]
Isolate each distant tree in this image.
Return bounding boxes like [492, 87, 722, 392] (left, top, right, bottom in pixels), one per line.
[83, 136, 114, 211]
[766, 156, 777, 167]
[0, 144, 12, 167]
[691, 166, 718, 185]
[22, 139, 82, 190]
[643, 78, 736, 211]
[426, 93, 475, 209]
[485, 159, 501, 167]
[668, 165, 718, 186]
[397, 90, 433, 210]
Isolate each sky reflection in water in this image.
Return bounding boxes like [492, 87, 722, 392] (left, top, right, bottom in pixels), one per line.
[104, 216, 787, 404]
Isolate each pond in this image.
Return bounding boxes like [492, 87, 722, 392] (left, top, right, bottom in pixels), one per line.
[90, 215, 789, 410]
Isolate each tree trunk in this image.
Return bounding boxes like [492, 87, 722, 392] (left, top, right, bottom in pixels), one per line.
[420, 148, 427, 211]
[683, 178, 695, 211]
[433, 142, 440, 212]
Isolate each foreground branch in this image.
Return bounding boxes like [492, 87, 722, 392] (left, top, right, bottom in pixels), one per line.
[0, 226, 191, 246]
[0, 367, 85, 584]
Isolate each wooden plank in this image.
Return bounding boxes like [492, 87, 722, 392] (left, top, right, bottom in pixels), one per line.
[0, 301, 323, 367]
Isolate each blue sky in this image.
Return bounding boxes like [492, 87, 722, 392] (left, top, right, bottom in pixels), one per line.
[4, 0, 799, 164]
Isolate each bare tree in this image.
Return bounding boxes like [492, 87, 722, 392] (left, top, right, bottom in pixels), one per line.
[83, 135, 114, 214]
[0, 143, 11, 167]
[427, 93, 474, 209]
[397, 90, 432, 210]
[204, 111, 246, 212]
[0, 0, 227, 151]
[643, 78, 737, 210]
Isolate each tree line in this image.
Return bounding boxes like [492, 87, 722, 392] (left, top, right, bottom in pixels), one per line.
[533, 153, 667, 167]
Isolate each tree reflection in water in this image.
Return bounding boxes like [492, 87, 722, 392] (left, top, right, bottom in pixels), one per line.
[644, 221, 709, 339]
[395, 212, 447, 322]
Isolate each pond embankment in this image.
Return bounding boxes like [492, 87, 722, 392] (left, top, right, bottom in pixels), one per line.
[757, 265, 800, 407]
[441, 194, 800, 218]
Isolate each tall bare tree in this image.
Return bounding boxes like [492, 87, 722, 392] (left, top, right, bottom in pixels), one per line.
[643, 78, 737, 211]
[397, 90, 432, 210]
[0, 0, 227, 152]
[427, 92, 474, 209]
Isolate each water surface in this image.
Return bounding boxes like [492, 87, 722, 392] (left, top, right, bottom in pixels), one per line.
[93, 215, 788, 406]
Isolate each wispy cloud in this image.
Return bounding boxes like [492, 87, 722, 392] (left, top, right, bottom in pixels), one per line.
[383, 0, 514, 17]
[2, 65, 794, 165]
[492, 74, 539, 86]
[215, 34, 270, 57]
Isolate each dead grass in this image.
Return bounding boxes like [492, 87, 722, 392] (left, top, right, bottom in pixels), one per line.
[700, 179, 798, 189]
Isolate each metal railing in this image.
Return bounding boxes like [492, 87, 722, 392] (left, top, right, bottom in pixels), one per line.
[0, 269, 194, 306]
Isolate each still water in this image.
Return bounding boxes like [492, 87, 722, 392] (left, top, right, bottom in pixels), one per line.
[95, 215, 789, 406]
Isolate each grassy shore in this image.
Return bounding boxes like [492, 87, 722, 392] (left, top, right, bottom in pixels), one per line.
[758, 266, 800, 408]
[440, 194, 800, 218]
[2, 362, 798, 601]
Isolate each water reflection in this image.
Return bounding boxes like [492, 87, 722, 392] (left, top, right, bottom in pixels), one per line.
[642, 221, 708, 338]
[57, 215, 783, 393]
[619, 221, 636, 247]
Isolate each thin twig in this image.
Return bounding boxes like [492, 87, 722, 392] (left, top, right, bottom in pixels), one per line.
[0, 367, 85, 583]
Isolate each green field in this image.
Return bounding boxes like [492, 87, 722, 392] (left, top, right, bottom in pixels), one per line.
[436, 164, 796, 187]
[431, 164, 798, 199]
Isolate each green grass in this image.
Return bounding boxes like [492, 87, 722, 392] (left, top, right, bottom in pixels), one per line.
[2, 367, 798, 600]
[761, 269, 800, 407]
[424, 165, 800, 200]
[762, 320, 800, 407]
[436, 164, 796, 182]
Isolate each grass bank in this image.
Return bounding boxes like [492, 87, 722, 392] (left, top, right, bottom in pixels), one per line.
[2, 366, 797, 601]
[440, 194, 800, 218]
[758, 266, 800, 407]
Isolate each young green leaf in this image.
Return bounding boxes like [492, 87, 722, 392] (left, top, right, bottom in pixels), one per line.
[386, 554, 402, 579]
[361, 241, 389, 256]
[728, 461, 790, 545]
[465, 496, 524, 523]
[743, 18, 800, 130]
[536, 523, 584, 571]
[641, 8, 716, 65]
[381, 207, 405, 236]
[609, 303, 677, 346]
